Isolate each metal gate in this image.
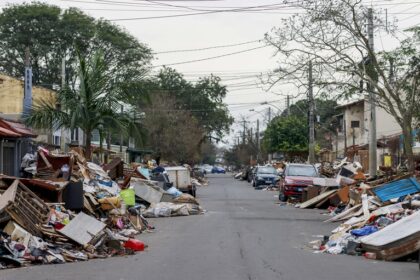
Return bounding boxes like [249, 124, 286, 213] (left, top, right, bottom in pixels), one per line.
[3, 146, 16, 176]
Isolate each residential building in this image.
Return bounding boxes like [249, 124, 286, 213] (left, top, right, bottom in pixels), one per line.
[334, 97, 419, 169]
[0, 73, 55, 143]
[0, 73, 85, 149]
[0, 118, 36, 176]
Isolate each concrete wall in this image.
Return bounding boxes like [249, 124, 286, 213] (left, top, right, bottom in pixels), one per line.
[0, 74, 56, 114]
[335, 99, 402, 158]
[336, 101, 366, 156]
[375, 106, 401, 139]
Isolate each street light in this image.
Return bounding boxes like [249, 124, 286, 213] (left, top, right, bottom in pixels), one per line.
[249, 109, 267, 120]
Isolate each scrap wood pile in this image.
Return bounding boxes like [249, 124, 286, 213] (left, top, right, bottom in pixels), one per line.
[303, 160, 420, 261]
[0, 148, 204, 269]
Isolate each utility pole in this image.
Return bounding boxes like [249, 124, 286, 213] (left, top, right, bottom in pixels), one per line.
[286, 95, 290, 116]
[242, 120, 246, 144]
[256, 119, 260, 163]
[60, 57, 66, 151]
[267, 107, 272, 163]
[250, 127, 253, 143]
[120, 105, 124, 153]
[368, 7, 377, 177]
[23, 47, 32, 117]
[308, 61, 315, 164]
[344, 118, 348, 155]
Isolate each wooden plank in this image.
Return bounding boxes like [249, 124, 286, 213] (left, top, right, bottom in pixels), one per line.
[299, 190, 337, 209]
[324, 204, 362, 222]
[38, 151, 53, 169]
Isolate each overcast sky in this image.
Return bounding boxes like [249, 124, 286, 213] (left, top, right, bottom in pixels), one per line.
[1, 0, 419, 146]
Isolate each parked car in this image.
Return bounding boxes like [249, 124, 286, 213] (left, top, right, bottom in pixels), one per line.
[252, 166, 280, 189]
[202, 164, 213, 174]
[211, 166, 226, 174]
[278, 163, 319, 202]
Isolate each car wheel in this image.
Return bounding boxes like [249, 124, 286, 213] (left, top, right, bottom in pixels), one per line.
[279, 192, 288, 202]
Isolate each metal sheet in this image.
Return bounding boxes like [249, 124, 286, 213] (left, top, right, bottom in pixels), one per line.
[373, 177, 420, 202]
[58, 212, 106, 245]
[131, 179, 164, 204]
[165, 167, 191, 189]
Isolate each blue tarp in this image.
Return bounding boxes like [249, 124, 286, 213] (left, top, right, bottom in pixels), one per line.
[373, 177, 420, 202]
[351, 226, 378, 237]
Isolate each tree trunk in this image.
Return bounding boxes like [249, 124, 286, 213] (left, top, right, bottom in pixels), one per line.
[85, 130, 92, 161]
[99, 130, 104, 163]
[105, 130, 111, 164]
[402, 125, 415, 172]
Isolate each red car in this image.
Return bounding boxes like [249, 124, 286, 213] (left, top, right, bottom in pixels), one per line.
[278, 163, 319, 202]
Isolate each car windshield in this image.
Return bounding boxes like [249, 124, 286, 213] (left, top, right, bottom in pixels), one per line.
[287, 165, 317, 177]
[257, 167, 277, 174]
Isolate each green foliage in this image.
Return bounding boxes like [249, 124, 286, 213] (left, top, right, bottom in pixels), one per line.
[199, 141, 217, 165]
[280, 98, 339, 149]
[156, 67, 233, 138]
[0, 3, 152, 88]
[141, 92, 204, 164]
[25, 51, 131, 159]
[263, 116, 308, 154]
[127, 67, 233, 139]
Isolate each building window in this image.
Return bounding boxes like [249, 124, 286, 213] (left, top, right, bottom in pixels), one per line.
[54, 136, 60, 146]
[351, 121, 360, 128]
[337, 115, 344, 133]
[71, 129, 79, 141]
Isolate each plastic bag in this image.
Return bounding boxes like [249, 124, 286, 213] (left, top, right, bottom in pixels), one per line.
[120, 188, 135, 206]
[166, 186, 182, 198]
[351, 226, 378, 237]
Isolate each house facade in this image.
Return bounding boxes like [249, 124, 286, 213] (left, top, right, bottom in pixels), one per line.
[0, 73, 84, 149]
[333, 97, 417, 169]
[0, 118, 36, 176]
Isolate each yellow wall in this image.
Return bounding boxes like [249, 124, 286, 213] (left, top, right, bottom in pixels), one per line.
[0, 74, 56, 115]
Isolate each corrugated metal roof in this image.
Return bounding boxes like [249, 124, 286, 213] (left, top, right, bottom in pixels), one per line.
[0, 126, 21, 137]
[373, 177, 420, 202]
[0, 118, 37, 138]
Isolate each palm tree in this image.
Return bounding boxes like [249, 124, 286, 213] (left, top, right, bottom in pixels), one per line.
[26, 51, 127, 160]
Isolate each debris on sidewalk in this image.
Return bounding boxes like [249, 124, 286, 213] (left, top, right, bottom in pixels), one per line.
[0, 147, 206, 270]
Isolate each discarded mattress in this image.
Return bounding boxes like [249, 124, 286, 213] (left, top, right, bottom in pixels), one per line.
[361, 210, 420, 260]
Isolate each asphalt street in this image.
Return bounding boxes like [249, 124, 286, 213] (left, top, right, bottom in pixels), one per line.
[1, 174, 419, 280]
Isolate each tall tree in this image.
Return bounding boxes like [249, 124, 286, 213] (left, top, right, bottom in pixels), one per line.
[0, 3, 152, 89]
[142, 91, 204, 164]
[281, 98, 339, 149]
[25, 51, 128, 159]
[265, 0, 419, 170]
[155, 67, 233, 139]
[262, 116, 309, 158]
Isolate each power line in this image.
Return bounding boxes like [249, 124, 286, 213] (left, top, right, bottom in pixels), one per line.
[107, 2, 301, 21]
[154, 39, 262, 54]
[153, 45, 269, 67]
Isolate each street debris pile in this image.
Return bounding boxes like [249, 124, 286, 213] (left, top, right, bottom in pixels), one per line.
[297, 159, 420, 261]
[0, 148, 205, 269]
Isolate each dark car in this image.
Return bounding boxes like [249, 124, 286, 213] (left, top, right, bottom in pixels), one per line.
[278, 164, 319, 202]
[247, 166, 256, 183]
[252, 166, 280, 189]
[212, 166, 226, 174]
